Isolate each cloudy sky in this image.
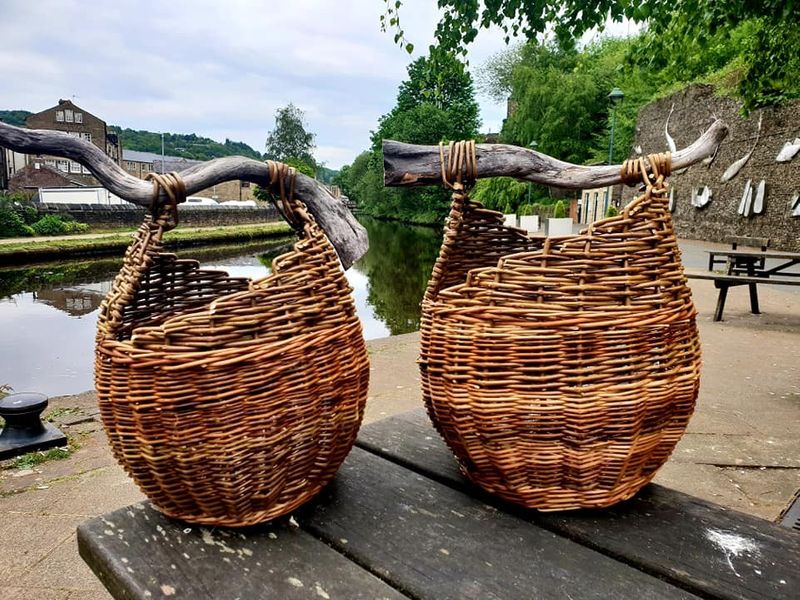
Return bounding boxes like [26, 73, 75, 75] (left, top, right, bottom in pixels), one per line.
[1, 0, 632, 168]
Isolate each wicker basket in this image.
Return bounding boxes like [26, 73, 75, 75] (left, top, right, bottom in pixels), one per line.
[95, 166, 369, 526]
[420, 145, 700, 510]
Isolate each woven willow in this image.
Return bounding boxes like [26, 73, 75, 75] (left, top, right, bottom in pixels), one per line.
[420, 144, 701, 511]
[95, 165, 369, 526]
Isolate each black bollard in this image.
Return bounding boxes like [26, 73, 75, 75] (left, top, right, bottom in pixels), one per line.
[0, 393, 68, 460]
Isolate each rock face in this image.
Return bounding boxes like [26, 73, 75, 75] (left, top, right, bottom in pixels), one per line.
[625, 84, 800, 251]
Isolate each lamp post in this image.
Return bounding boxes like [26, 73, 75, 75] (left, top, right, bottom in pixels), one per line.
[606, 87, 624, 215]
[527, 140, 538, 205]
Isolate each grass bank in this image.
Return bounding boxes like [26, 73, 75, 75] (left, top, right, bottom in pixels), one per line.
[0, 222, 293, 265]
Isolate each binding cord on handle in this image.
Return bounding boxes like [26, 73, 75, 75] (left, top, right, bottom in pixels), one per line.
[265, 160, 313, 235]
[145, 171, 186, 231]
[425, 140, 477, 304]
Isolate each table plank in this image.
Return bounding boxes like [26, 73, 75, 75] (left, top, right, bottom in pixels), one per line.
[356, 410, 800, 600]
[77, 502, 408, 600]
[300, 447, 698, 600]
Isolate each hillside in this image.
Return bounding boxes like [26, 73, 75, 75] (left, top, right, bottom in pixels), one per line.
[0, 110, 33, 127]
[109, 127, 263, 161]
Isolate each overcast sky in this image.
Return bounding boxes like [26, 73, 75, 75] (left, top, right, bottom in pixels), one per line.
[1, 0, 634, 168]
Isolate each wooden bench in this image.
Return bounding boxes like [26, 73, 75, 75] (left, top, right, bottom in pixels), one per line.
[78, 409, 800, 599]
[707, 236, 770, 271]
[686, 272, 800, 321]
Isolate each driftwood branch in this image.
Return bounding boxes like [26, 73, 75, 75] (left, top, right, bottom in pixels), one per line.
[0, 122, 368, 269]
[383, 119, 729, 189]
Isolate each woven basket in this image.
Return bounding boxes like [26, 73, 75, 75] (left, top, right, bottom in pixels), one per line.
[420, 146, 700, 510]
[95, 166, 369, 526]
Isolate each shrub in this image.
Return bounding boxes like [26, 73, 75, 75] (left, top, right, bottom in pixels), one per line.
[605, 205, 619, 218]
[501, 201, 514, 214]
[0, 208, 35, 237]
[553, 200, 567, 219]
[518, 203, 534, 216]
[31, 215, 90, 236]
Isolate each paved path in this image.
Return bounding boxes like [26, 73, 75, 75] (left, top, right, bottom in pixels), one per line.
[0, 223, 279, 245]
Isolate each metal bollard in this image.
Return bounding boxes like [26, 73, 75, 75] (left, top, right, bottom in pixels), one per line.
[0, 393, 68, 460]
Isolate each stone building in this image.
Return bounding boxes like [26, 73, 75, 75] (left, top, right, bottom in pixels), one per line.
[23, 99, 121, 183]
[624, 84, 800, 251]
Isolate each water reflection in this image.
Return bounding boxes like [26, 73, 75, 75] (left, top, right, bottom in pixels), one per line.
[0, 220, 441, 395]
[353, 218, 441, 335]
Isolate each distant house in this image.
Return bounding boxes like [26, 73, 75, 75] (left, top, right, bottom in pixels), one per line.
[3, 99, 122, 191]
[122, 149, 257, 203]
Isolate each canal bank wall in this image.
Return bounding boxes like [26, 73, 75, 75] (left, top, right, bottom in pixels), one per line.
[36, 203, 282, 229]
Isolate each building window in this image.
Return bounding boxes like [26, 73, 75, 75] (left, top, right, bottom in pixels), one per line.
[45, 159, 56, 167]
[56, 110, 64, 122]
[82, 133, 92, 143]
[70, 161, 81, 173]
[65, 109, 74, 123]
[241, 181, 250, 188]
[75, 112, 83, 123]
[82, 165, 91, 174]
[57, 160, 69, 172]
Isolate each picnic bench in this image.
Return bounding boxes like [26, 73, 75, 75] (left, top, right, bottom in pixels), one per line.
[688, 246, 800, 321]
[78, 409, 800, 600]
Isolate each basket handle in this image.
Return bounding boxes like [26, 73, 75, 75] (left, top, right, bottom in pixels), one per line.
[97, 172, 187, 340]
[422, 141, 477, 303]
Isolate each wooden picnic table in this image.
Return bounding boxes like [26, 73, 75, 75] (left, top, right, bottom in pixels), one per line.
[690, 249, 800, 321]
[78, 409, 800, 599]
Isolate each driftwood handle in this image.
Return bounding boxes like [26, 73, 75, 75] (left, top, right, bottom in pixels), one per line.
[0, 121, 368, 269]
[383, 119, 728, 190]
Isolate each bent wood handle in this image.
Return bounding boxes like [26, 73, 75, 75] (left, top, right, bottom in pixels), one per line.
[0, 121, 368, 269]
[383, 119, 728, 190]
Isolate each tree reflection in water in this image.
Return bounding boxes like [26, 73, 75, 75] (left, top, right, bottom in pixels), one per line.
[353, 217, 441, 335]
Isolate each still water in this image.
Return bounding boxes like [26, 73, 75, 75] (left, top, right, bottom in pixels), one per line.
[0, 218, 441, 396]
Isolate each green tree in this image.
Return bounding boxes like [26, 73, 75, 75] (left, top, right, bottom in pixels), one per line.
[264, 103, 317, 169]
[344, 51, 481, 224]
[383, 0, 800, 111]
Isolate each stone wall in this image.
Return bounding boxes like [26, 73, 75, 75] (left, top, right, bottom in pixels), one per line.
[624, 84, 800, 251]
[37, 204, 282, 228]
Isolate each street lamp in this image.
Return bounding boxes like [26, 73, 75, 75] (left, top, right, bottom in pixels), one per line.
[527, 140, 538, 205]
[606, 88, 624, 215]
[607, 87, 624, 164]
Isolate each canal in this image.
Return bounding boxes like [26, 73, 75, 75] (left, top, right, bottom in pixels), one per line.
[0, 218, 441, 396]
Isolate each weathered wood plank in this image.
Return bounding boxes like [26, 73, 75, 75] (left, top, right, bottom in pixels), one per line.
[77, 502, 408, 600]
[0, 122, 368, 268]
[383, 120, 728, 189]
[300, 447, 697, 600]
[356, 410, 800, 600]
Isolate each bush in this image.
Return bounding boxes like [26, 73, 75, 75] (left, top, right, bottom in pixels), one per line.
[0, 208, 35, 237]
[31, 215, 90, 236]
[518, 203, 534, 216]
[553, 200, 567, 219]
[502, 201, 514, 214]
[605, 205, 619, 218]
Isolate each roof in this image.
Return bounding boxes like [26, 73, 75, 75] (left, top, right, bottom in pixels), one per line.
[122, 149, 166, 163]
[121, 150, 202, 172]
[30, 99, 103, 126]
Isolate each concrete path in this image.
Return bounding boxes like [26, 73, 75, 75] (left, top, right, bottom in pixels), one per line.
[1, 258, 798, 599]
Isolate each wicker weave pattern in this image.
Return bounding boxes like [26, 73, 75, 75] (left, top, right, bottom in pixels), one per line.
[420, 150, 700, 510]
[95, 168, 368, 526]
